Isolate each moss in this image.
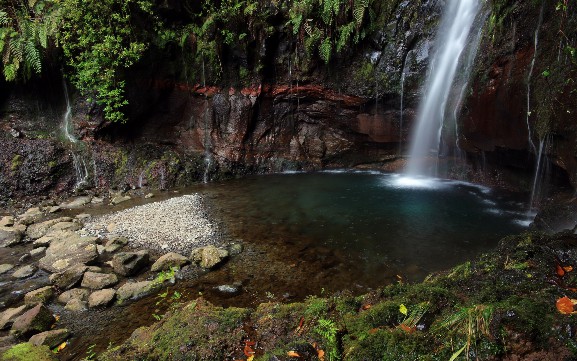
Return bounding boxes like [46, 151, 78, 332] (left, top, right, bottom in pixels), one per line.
[113, 150, 128, 177]
[0, 343, 57, 361]
[11, 154, 22, 172]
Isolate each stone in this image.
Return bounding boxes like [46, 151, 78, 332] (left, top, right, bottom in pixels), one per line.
[87, 266, 103, 272]
[12, 265, 37, 279]
[91, 197, 104, 204]
[116, 281, 159, 302]
[111, 250, 149, 276]
[81, 272, 118, 290]
[18, 254, 30, 263]
[64, 299, 87, 312]
[111, 194, 131, 205]
[60, 196, 92, 209]
[46, 221, 81, 234]
[24, 286, 54, 306]
[0, 342, 58, 360]
[0, 228, 23, 247]
[39, 232, 98, 273]
[48, 206, 61, 214]
[0, 216, 14, 227]
[144, 193, 154, 199]
[33, 235, 53, 248]
[88, 289, 116, 308]
[0, 305, 28, 330]
[11, 304, 55, 338]
[190, 245, 229, 269]
[151, 252, 189, 272]
[0, 264, 14, 274]
[75, 213, 91, 222]
[57, 288, 90, 305]
[18, 207, 44, 226]
[104, 236, 128, 253]
[28, 328, 70, 348]
[29, 247, 46, 258]
[26, 217, 72, 240]
[215, 284, 242, 295]
[229, 242, 244, 256]
[49, 264, 88, 290]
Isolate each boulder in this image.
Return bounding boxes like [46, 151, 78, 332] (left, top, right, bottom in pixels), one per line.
[190, 245, 229, 269]
[48, 206, 61, 214]
[23, 287, 54, 306]
[25, 217, 72, 240]
[11, 304, 55, 338]
[88, 289, 116, 308]
[0, 305, 28, 330]
[29, 247, 46, 258]
[39, 232, 98, 273]
[0, 216, 14, 227]
[0, 264, 14, 275]
[110, 194, 131, 205]
[46, 221, 81, 234]
[57, 288, 89, 305]
[32, 236, 53, 248]
[81, 272, 118, 290]
[12, 265, 37, 279]
[0, 342, 58, 360]
[18, 207, 44, 226]
[64, 299, 87, 312]
[49, 264, 88, 290]
[111, 250, 149, 276]
[28, 328, 70, 348]
[116, 281, 159, 302]
[104, 236, 128, 253]
[151, 252, 189, 272]
[0, 228, 23, 247]
[60, 196, 92, 209]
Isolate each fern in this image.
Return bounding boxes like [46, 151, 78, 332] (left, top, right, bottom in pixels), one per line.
[24, 40, 41, 74]
[0, 11, 9, 26]
[38, 23, 47, 48]
[353, 0, 369, 27]
[336, 22, 355, 52]
[3, 62, 16, 80]
[315, 319, 340, 361]
[319, 37, 332, 64]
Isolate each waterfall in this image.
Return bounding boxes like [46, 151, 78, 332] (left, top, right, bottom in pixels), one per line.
[62, 79, 77, 144]
[406, 0, 480, 177]
[202, 104, 212, 184]
[525, 5, 545, 155]
[529, 136, 550, 214]
[399, 54, 410, 156]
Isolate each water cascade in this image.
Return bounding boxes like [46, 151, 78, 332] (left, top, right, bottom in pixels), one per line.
[406, 0, 480, 177]
[529, 136, 550, 214]
[525, 5, 545, 154]
[399, 54, 411, 156]
[201, 58, 212, 184]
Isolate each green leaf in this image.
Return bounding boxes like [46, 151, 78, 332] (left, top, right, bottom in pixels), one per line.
[399, 304, 408, 316]
[449, 344, 467, 361]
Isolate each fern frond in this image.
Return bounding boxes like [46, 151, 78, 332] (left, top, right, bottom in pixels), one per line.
[319, 37, 332, 63]
[3, 62, 16, 81]
[353, 0, 369, 27]
[9, 37, 23, 63]
[0, 11, 9, 26]
[24, 40, 41, 73]
[38, 22, 47, 48]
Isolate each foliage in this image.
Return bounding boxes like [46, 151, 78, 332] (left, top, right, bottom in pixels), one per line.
[314, 318, 339, 360]
[0, 0, 62, 81]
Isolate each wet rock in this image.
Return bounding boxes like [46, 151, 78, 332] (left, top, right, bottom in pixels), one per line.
[91, 197, 104, 204]
[0, 228, 23, 247]
[18, 207, 44, 226]
[33, 235, 53, 248]
[29, 247, 46, 258]
[12, 265, 37, 279]
[28, 328, 70, 348]
[39, 232, 98, 273]
[190, 245, 229, 269]
[24, 286, 54, 306]
[0, 305, 28, 330]
[0, 334, 16, 353]
[11, 304, 55, 338]
[117, 281, 159, 302]
[215, 283, 242, 295]
[26, 217, 72, 240]
[64, 299, 87, 312]
[112, 250, 149, 276]
[81, 272, 118, 290]
[88, 289, 116, 308]
[49, 264, 88, 290]
[228, 242, 243, 256]
[104, 236, 128, 253]
[18, 254, 30, 263]
[57, 288, 90, 305]
[0, 216, 14, 227]
[60, 196, 92, 209]
[151, 252, 189, 272]
[111, 194, 131, 205]
[0, 264, 14, 274]
[46, 221, 81, 234]
[87, 266, 102, 272]
[48, 206, 61, 214]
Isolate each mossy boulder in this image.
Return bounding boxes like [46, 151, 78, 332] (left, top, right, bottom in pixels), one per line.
[0, 343, 57, 361]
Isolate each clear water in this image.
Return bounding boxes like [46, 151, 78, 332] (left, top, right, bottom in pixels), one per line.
[205, 171, 529, 283]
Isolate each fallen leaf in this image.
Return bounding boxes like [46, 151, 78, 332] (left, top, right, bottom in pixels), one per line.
[557, 264, 566, 277]
[55, 342, 67, 352]
[244, 344, 255, 357]
[368, 328, 380, 334]
[556, 296, 577, 314]
[362, 304, 372, 310]
[564, 266, 574, 272]
[287, 350, 301, 357]
[399, 324, 416, 333]
[399, 304, 408, 316]
[317, 349, 325, 361]
[247, 356, 254, 361]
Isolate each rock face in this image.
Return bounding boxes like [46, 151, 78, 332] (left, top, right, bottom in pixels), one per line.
[11, 304, 55, 338]
[39, 232, 98, 273]
[111, 251, 149, 276]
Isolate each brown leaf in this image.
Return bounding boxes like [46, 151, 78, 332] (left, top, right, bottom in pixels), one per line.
[287, 350, 301, 357]
[557, 264, 566, 277]
[362, 304, 372, 310]
[317, 349, 325, 361]
[399, 324, 416, 333]
[368, 328, 380, 334]
[564, 266, 574, 272]
[556, 296, 576, 314]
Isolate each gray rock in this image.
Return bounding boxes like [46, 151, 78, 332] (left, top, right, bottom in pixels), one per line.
[0, 264, 14, 275]
[48, 206, 61, 214]
[111, 195, 131, 205]
[60, 196, 92, 209]
[11, 304, 55, 337]
[64, 299, 87, 312]
[104, 236, 128, 253]
[46, 221, 81, 234]
[144, 193, 154, 199]
[81, 272, 118, 290]
[75, 213, 91, 222]
[190, 245, 229, 269]
[116, 281, 159, 302]
[49, 264, 88, 290]
[57, 288, 90, 304]
[18, 207, 44, 226]
[28, 328, 70, 348]
[0, 228, 23, 247]
[229, 242, 243, 256]
[26, 217, 72, 240]
[151, 252, 189, 272]
[24, 286, 54, 306]
[33, 235, 53, 248]
[91, 197, 104, 204]
[88, 289, 116, 308]
[0, 216, 14, 227]
[29, 247, 47, 258]
[12, 264, 37, 279]
[0, 305, 28, 330]
[112, 250, 149, 276]
[87, 266, 103, 272]
[18, 254, 30, 263]
[39, 232, 98, 273]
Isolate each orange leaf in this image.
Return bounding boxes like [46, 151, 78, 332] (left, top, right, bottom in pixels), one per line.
[362, 304, 372, 310]
[287, 350, 301, 357]
[244, 340, 256, 347]
[399, 324, 416, 333]
[564, 266, 574, 272]
[317, 349, 325, 361]
[243, 345, 255, 357]
[55, 342, 67, 352]
[247, 356, 254, 361]
[556, 296, 576, 314]
[557, 264, 566, 277]
[368, 328, 380, 334]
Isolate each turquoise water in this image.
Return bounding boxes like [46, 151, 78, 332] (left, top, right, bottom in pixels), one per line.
[205, 171, 529, 284]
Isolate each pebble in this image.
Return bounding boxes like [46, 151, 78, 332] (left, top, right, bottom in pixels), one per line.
[84, 195, 220, 254]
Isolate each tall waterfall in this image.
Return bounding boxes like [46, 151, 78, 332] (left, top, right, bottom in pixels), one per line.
[406, 0, 480, 176]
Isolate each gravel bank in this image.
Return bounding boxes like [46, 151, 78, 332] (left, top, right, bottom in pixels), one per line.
[83, 194, 221, 254]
